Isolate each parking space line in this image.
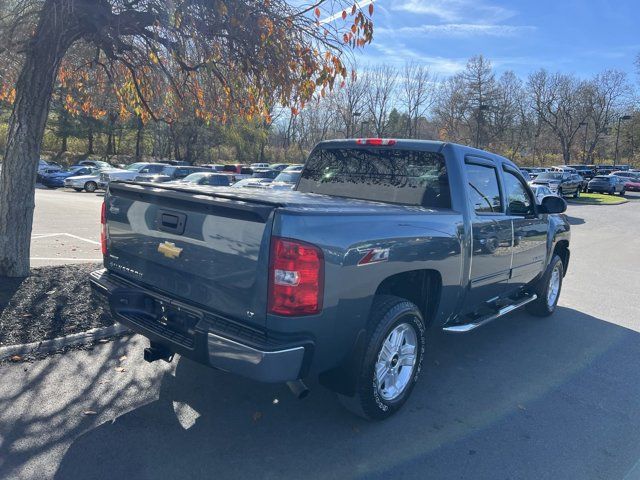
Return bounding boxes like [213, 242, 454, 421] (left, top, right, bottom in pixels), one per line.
[31, 232, 100, 245]
[30, 257, 102, 262]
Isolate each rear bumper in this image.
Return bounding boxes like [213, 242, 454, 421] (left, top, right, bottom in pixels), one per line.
[90, 269, 310, 383]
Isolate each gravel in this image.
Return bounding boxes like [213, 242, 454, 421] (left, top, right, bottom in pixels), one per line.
[0, 263, 114, 347]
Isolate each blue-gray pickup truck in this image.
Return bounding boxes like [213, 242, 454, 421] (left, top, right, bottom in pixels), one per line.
[91, 139, 570, 420]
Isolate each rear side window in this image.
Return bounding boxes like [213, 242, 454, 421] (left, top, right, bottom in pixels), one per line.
[465, 163, 503, 214]
[298, 148, 451, 208]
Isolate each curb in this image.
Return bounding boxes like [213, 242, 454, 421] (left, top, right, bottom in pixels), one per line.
[0, 323, 131, 361]
[566, 198, 628, 206]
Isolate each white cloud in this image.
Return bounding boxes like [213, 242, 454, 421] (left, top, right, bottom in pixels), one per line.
[376, 23, 535, 38]
[366, 43, 467, 74]
[391, 0, 515, 23]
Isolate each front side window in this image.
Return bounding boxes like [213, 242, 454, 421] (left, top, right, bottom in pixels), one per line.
[465, 163, 503, 214]
[503, 170, 534, 216]
[298, 148, 451, 208]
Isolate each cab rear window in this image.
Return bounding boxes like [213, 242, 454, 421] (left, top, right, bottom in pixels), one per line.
[298, 148, 451, 208]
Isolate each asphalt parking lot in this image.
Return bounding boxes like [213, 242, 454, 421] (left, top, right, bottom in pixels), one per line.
[2, 189, 640, 479]
[30, 188, 104, 266]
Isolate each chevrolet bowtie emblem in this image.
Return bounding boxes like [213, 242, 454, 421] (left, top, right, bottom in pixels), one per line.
[158, 241, 182, 259]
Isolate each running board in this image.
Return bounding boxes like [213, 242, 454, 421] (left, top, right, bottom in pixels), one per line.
[442, 294, 538, 333]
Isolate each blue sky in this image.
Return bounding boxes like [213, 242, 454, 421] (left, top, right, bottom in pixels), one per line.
[349, 0, 639, 78]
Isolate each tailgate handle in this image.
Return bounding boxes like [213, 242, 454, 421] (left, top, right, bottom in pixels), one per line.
[157, 211, 186, 235]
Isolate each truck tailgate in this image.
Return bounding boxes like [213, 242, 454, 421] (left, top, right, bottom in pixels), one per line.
[104, 182, 278, 327]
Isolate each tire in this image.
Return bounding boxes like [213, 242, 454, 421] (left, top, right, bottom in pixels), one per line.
[84, 181, 97, 193]
[557, 188, 563, 197]
[619, 189, 626, 197]
[586, 189, 591, 194]
[527, 254, 564, 317]
[337, 295, 426, 420]
[573, 188, 580, 198]
[609, 188, 615, 195]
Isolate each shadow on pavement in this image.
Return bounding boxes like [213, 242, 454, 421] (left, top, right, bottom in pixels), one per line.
[2, 308, 639, 479]
[564, 215, 585, 226]
[39, 307, 640, 480]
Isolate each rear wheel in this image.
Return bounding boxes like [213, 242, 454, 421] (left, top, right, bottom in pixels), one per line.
[557, 188, 563, 197]
[527, 254, 564, 317]
[338, 295, 426, 420]
[619, 189, 626, 196]
[84, 181, 97, 193]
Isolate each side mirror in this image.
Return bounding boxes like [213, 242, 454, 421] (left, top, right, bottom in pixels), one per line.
[539, 195, 567, 214]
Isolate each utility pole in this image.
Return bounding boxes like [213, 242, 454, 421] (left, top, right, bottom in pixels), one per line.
[614, 115, 632, 166]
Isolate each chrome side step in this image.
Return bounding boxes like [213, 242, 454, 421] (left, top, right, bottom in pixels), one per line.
[442, 294, 538, 333]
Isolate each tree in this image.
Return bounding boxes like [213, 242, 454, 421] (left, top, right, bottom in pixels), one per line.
[364, 65, 398, 137]
[527, 70, 589, 164]
[461, 55, 498, 148]
[400, 62, 435, 138]
[0, 0, 374, 276]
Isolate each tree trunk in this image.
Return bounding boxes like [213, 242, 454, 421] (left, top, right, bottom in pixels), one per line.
[87, 128, 94, 154]
[0, 0, 79, 277]
[135, 117, 144, 160]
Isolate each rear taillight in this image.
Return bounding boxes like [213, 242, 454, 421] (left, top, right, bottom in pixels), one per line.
[268, 237, 324, 316]
[355, 138, 397, 146]
[100, 202, 108, 256]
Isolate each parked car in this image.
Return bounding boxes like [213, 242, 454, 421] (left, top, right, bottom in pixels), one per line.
[531, 171, 582, 198]
[567, 165, 596, 181]
[168, 172, 231, 187]
[134, 165, 210, 183]
[529, 184, 556, 204]
[622, 178, 640, 192]
[37, 159, 63, 182]
[269, 163, 291, 171]
[587, 175, 626, 195]
[222, 164, 253, 179]
[231, 177, 273, 188]
[99, 162, 168, 188]
[269, 170, 302, 190]
[64, 168, 116, 192]
[201, 164, 226, 172]
[41, 166, 97, 188]
[250, 163, 270, 169]
[611, 171, 640, 181]
[92, 138, 570, 420]
[76, 160, 113, 169]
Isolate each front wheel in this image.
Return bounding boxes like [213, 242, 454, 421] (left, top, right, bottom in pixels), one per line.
[527, 254, 564, 317]
[84, 181, 97, 193]
[619, 189, 626, 196]
[557, 188, 563, 197]
[338, 295, 426, 420]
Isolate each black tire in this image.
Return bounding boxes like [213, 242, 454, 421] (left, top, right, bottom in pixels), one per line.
[527, 254, 564, 317]
[586, 189, 591, 193]
[85, 181, 97, 193]
[573, 188, 580, 198]
[338, 295, 426, 420]
[619, 189, 626, 196]
[609, 188, 615, 195]
[558, 188, 563, 197]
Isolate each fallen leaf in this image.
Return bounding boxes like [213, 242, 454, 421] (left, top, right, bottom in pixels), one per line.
[21, 313, 32, 318]
[10, 355, 22, 362]
[115, 367, 126, 373]
[118, 355, 127, 363]
[46, 290, 56, 295]
[272, 398, 279, 405]
[83, 410, 97, 416]
[517, 404, 526, 411]
[252, 411, 263, 422]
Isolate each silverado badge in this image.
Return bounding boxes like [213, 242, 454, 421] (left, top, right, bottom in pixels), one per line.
[158, 241, 182, 259]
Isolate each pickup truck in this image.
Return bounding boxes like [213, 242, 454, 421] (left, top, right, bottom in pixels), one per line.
[91, 139, 570, 420]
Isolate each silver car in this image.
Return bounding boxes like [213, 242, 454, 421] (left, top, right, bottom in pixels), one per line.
[65, 168, 117, 192]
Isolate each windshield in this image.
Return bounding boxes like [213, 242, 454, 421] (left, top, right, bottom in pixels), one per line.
[298, 147, 451, 208]
[274, 172, 301, 183]
[593, 175, 610, 180]
[126, 163, 146, 171]
[536, 173, 562, 181]
[182, 173, 206, 182]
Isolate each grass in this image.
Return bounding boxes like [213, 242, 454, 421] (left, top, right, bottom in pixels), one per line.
[567, 192, 629, 205]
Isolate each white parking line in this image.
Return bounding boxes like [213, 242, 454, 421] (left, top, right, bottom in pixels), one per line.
[31, 232, 100, 245]
[30, 257, 102, 262]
